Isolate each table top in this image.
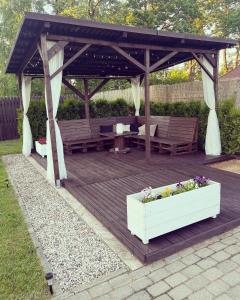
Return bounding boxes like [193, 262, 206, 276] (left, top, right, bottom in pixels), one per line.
[100, 131, 138, 138]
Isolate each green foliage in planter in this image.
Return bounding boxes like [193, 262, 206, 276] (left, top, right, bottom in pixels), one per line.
[58, 99, 85, 120]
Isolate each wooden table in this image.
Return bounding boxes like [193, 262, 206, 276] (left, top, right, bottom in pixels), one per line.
[100, 131, 138, 153]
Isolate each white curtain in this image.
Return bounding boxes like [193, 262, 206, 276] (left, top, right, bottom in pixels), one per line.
[22, 76, 33, 156]
[201, 56, 221, 156]
[46, 41, 67, 183]
[131, 76, 141, 116]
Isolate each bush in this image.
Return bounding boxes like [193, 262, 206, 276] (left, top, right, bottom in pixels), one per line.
[17, 97, 240, 154]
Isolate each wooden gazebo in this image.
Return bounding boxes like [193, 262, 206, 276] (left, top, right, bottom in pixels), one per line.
[6, 12, 236, 186]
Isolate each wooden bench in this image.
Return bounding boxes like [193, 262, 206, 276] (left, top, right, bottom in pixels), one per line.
[131, 116, 198, 155]
[59, 119, 114, 154]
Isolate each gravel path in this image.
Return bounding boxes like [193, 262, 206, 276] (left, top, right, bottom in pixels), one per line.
[3, 154, 126, 292]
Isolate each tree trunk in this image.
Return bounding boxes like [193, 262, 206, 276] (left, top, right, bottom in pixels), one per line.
[234, 47, 239, 68]
[222, 49, 228, 73]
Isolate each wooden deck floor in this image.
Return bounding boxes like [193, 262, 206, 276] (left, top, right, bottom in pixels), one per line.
[33, 150, 240, 263]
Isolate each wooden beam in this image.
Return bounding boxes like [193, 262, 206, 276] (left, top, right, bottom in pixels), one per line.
[48, 41, 68, 60]
[192, 53, 215, 82]
[88, 78, 109, 99]
[50, 44, 91, 80]
[47, 34, 217, 55]
[83, 79, 90, 119]
[17, 75, 23, 110]
[213, 52, 219, 111]
[40, 34, 60, 184]
[111, 45, 146, 72]
[144, 49, 151, 161]
[149, 51, 178, 72]
[203, 53, 216, 68]
[62, 78, 85, 100]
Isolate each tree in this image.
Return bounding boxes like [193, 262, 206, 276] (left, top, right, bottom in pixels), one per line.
[0, 0, 45, 96]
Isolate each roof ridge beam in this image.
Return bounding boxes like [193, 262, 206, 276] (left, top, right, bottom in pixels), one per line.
[47, 34, 217, 54]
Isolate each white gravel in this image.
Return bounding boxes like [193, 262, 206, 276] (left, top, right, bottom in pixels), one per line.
[3, 154, 126, 292]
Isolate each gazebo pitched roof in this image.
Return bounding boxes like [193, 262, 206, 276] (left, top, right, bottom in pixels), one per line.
[6, 12, 236, 78]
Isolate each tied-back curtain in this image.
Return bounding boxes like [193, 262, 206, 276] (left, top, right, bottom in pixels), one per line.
[22, 76, 33, 156]
[201, 56, 221, 156]
[46, 41, 67, 183]
[131, 76, 141, 116]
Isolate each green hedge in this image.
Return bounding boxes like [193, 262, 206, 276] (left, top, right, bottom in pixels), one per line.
[17, 98, 240, 154]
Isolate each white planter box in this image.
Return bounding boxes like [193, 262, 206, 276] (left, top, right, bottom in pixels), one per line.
[35, 141, 47, 157]
[127, 179, 221, 244]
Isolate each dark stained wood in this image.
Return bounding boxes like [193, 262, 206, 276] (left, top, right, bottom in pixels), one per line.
[111, 45, 146, 71]
[214, 52, 220, 111]
[144, 49, 151, 161]
[132, 116, 198, 155]
[50, 44, 92, 80]
[33, 149, 240, 263]
[149, 51, 178, 72]
[62, 78, 85, 100]
[83, 79, 90, 119]
[88, 78, 110, 99]
[48, 41, 68, 61]
[192, 53, 215, 82]
[48, 34, 219, 55]
[40, 34, 60, 183]
[59, 119, 114, 154]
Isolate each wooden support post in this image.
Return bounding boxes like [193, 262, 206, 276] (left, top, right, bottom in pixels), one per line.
[144, 49, 151, 161]
[213, 52, 219, 112]
[40, 34, 60, 185]
[83, 79, 90, 119]
[17, 75, 23, 110]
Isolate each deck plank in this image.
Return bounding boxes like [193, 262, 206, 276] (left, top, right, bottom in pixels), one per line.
[32, 150, 240, 263]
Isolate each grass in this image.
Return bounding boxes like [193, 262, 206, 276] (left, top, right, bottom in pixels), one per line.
[0, 139, 22, 156]
[0, 139, 48, 300]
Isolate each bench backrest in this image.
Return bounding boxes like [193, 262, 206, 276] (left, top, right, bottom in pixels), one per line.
[167, 117, 198, 142]
[58, 119, 91, 142]
[137, 116, 198, 142]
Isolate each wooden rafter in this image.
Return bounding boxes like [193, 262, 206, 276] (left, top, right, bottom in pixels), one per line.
[50, 44, 92, 80]
[48, 41, 69, 60]
[192, 53, 215, 81]
[202, 53, 216, 68]
[88, 78, 109, 99]
[111, 45, 146, 72]
[62, 78, 85, 100]
[149, 51, 178, 72]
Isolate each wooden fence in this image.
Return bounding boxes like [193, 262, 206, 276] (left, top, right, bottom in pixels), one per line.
[0, 97, 20, 141]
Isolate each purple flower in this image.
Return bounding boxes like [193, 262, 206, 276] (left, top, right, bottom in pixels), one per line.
[176, 182, 184, 189]
[194, 175, 209, 187]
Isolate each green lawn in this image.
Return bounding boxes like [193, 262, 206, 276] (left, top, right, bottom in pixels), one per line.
[0, 139, 22, 156]
[0, 139, 48, 300]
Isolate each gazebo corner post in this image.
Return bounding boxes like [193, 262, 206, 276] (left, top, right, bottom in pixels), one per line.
[40, 34, 60, 186]
[83, 79, 90, 119]
[144, 48, 151, 161]
[213, 51, 219, 112]
[17, 74, 23, 110]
